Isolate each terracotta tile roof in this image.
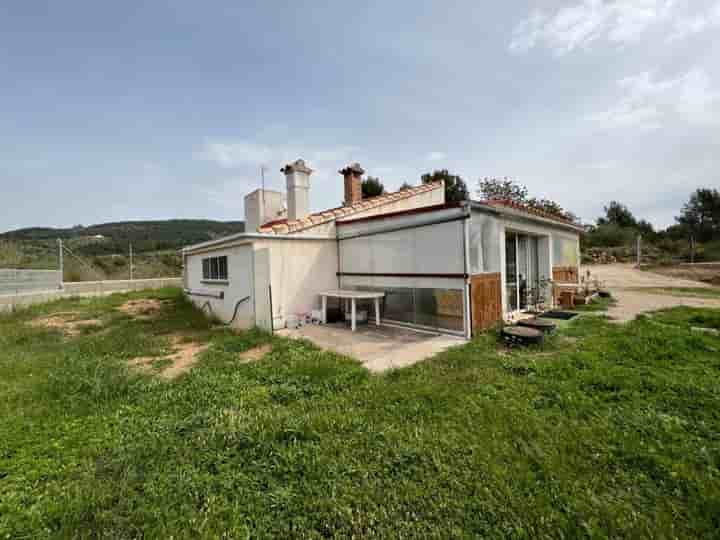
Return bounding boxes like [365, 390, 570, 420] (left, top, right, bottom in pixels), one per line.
[257, 181, 444, 235]
[479, 199, 580, 226]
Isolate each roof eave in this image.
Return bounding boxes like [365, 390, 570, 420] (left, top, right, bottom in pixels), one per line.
[181, 231, 332, 254]
[470, 201, 584, 233]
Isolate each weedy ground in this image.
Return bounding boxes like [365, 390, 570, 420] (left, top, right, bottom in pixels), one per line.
[1, 289, 720, 539]
[627, 286, 720, 299]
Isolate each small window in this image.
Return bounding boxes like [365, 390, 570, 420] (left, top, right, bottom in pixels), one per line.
[202, 255, 228, 281]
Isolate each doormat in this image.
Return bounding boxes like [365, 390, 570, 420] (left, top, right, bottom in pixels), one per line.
[539, 311, 579, 320]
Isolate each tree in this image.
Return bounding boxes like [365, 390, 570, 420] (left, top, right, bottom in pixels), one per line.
[597, 201, 637, 229]
[421, 169, 469, 203]
[0, 241, 22, 267]
[477, 177, 577, 222]
[477, 177, 528, 202]
[676, 188, 720, 242]
[399, 181, 414, 191]
[361, 176, 385, 198]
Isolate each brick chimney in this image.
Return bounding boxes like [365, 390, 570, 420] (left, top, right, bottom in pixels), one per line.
[281, 158, 313, 221]
[340, 163, 364, 206]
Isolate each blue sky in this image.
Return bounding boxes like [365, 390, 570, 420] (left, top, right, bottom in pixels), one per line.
[2, 0, 719, 232]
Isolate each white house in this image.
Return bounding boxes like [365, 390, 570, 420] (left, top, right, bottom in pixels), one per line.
[182, 159, 583, 338]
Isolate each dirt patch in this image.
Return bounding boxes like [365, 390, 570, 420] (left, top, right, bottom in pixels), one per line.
[118, 299, 166, 319]
[238, 344, 272, 363]
[30, 312, 103, 337]
[583, 264, 720, 322]
[128, 336, 208, 379]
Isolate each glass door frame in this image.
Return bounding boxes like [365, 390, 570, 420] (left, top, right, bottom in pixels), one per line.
[505, 231, 540, 315]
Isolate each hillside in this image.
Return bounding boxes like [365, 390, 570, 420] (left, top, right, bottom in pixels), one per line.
[0, 219, 245, 281]
[0, 219, 245, 255]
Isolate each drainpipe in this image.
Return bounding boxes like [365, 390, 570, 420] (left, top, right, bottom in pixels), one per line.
[462, 202, 472, 340]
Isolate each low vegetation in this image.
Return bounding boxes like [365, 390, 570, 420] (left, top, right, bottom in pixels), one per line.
[583, 190, 720, 265]
[643, 264, 720, 287]
[2, 289, 720, 538]
[627, 287, 720, 299]
[0, 219, 245, 280]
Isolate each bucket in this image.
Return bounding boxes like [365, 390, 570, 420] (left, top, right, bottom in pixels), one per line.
[286, 314, 300, 329]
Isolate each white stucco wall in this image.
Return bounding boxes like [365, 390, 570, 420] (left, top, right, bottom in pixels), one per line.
[253, 238, 338, 329]
[185, 238, 338, 331]
[184, 243, 256, 328]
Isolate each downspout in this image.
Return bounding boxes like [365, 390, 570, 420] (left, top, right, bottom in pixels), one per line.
[336, 228, 342, 289]
[462, 203, 472, 340]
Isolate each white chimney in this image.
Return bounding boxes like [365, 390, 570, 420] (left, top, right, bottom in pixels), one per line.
[281, 159, 313, 221]
[244, 189, 284, 232]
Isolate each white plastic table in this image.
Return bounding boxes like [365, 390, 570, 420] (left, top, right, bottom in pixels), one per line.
[320, 290, 385, 331]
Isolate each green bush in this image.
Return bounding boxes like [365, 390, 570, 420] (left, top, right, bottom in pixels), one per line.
[583, 224, 636, 248]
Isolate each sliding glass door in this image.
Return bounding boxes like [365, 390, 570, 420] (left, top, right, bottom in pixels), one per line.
[506, 233, 540, 313]
[505, 234, 519, 312]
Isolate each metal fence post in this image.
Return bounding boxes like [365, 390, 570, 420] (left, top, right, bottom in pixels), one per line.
[58, 239, 64, 289]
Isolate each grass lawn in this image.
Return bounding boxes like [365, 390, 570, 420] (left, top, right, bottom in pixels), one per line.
[2, 289, 720, 538]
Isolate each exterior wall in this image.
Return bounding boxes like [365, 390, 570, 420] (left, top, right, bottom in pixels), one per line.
[469, 211, 502, 274]
[244, 189, 284, 233]
[253, 238, 338, 329]
[552, 231, 581, 268]
[469, 209, 580, 318]
[184, 244, 256, 328]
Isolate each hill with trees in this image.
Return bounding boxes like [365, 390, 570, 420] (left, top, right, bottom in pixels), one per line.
[584, 189, 720, 264]
[0, 219, 245, 281]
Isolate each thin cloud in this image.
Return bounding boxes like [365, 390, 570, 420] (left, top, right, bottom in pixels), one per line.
[198, 140, 273, 168]
[197, 139, 359, 170]
[509, 0, 676, 55]
[586, 68, 720, 130]
[667, 1, 720, 41]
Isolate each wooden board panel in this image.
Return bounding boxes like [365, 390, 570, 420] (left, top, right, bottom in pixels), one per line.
[471, 273, 502, 334]
[552, 266, 579, 283]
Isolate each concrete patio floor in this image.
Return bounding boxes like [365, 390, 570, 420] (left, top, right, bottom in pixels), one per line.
[277, 322, 466, 372]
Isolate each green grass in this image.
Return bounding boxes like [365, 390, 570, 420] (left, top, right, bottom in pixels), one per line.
[2, 289, 720, 538]
[627, 287, 720, 299]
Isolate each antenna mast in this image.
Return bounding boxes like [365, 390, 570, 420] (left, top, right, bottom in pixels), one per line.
[260, 165, 267, 224]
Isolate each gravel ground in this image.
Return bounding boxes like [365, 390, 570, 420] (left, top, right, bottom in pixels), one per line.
[583, 264, 720, 322]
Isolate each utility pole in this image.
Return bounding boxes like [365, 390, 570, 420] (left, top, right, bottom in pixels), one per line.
[636, 234, 642, 268]
[690, 235, 696, 264]
[58, 239, 64, 288]
[129, 243, 134, 280]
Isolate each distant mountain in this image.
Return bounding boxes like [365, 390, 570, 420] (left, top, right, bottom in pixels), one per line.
[0, 219, 245, 255]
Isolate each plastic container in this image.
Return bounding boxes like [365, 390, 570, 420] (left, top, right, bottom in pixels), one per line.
[286, 314, 300, 329]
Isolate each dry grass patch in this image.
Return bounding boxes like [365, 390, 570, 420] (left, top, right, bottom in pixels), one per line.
[118, 299, 166, 319]
[30, 312, 103, 337]
[238, 344, 273, 363]
[128, 335, 208, 379]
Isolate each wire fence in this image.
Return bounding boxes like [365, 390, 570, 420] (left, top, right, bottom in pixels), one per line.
[0, 238, 183, 287]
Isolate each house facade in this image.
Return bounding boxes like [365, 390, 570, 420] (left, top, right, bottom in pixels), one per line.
[182, 159, 582, 338]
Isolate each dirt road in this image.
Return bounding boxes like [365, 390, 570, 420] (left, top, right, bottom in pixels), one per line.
[582, 264, 720, 322]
